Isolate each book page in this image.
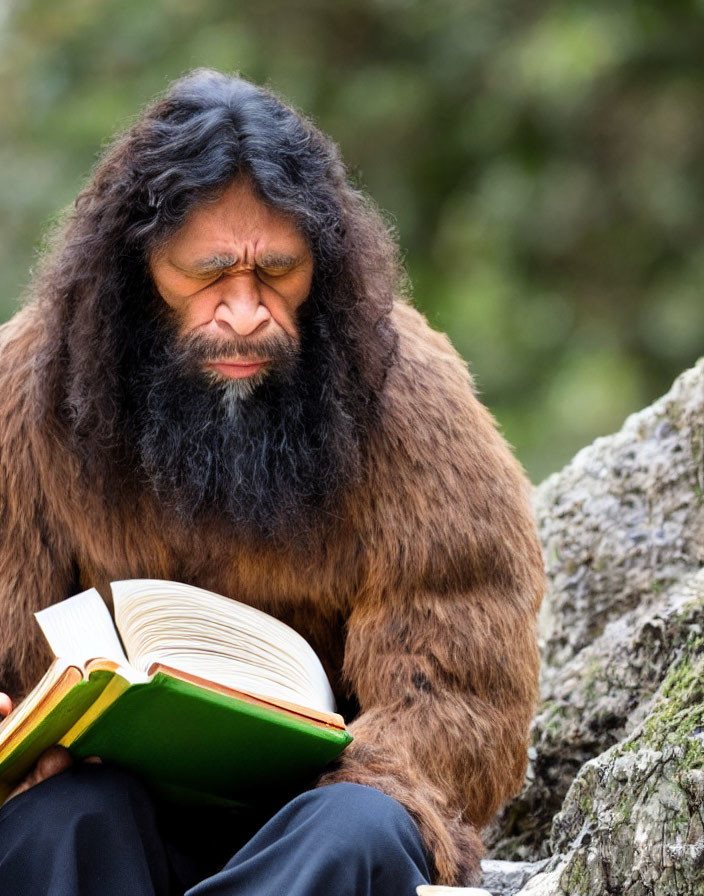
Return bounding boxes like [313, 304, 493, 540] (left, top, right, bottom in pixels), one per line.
[111, 580, 336, 715]
[35, 589, 130, 667]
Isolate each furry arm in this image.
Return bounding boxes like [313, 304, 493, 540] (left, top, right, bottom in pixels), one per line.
[319, 305, 545, 886]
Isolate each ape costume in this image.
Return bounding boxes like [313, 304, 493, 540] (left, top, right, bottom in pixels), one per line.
[0, 70, 544, 891]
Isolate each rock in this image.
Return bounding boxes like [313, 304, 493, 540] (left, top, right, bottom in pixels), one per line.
[480, 859, 549, 894]
[539, 635, 704, 895]
[537, 360, 704, 671]
[416, 888, 493, 896]
[489, 571, 704, 860]
[483, 360, 704, 895]
[509, 868, 563, 896]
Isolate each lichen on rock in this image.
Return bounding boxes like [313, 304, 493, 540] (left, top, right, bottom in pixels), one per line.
[547, 638, 704, 895]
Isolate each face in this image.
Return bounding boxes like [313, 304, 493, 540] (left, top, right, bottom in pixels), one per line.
[149, 178, 314, 387]
[132, 180, 362, 536]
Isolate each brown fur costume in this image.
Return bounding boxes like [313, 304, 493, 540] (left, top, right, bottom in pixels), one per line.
[0, 74, 544, 887]
[0, 298, 543, 884]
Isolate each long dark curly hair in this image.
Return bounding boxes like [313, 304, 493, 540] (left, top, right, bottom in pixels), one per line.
[30, 70, 402, 534]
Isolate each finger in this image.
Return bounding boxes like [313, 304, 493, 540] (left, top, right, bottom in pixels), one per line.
[5, 745, 74, 803]
[35, 745, 74, 779]
[0, 693, 12, 718]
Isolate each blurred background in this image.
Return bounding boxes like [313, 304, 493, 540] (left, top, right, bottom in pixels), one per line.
[1, 0, 703, 482]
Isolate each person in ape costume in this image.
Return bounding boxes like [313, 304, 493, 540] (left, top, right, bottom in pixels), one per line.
[0, 70, 544, 894]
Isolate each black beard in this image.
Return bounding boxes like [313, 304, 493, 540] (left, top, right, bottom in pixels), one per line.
[127, 309, 365, 540]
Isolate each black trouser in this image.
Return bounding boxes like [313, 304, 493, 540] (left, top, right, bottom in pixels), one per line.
[0, 765, 431, 895]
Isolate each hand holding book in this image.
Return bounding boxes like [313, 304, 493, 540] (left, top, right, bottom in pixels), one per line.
[2, 688, 83, 804]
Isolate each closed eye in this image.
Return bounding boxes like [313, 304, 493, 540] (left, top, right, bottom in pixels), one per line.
[257, 265, 294, 279]
[193, 272, 225, 291]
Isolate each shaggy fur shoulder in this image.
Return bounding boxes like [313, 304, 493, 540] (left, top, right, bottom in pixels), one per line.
[360, 299, 542, 597]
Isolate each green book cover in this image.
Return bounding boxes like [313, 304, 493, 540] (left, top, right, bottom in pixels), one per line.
[0, 665, 351, 806]
[67, 669, 352, 805]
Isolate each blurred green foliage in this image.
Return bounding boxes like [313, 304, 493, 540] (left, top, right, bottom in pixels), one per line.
[2, 0, 704, 481]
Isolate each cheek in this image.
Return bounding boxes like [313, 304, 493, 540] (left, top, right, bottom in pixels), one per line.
[158, 283, 222, 334]
[277, 271, 313, 333]
[269, 300, 301, 339]
[173, 294, 218, 332]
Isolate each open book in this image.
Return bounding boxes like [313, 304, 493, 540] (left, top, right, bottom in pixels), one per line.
[0, 580, 351, 805]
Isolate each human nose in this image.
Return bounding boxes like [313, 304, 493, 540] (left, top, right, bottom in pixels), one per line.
[212, 273, 271, 337]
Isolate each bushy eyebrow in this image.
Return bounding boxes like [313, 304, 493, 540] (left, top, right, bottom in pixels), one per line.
[257, 252, 305, 270]
[180, 254, 239, 275]
[176, 252, 305, 276]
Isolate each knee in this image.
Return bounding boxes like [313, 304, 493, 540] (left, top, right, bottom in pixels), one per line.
[305, 783, 422, 854]
[220, 784, 430, 891]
